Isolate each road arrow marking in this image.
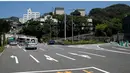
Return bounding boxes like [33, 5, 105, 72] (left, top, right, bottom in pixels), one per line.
[44, 55, 58, 62]
[10, 55, 19, 64]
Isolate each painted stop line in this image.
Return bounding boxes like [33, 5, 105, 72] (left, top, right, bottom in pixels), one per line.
[13, 66, 109, 73]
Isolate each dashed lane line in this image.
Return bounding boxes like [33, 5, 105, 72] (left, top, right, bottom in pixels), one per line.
[78, 51, 106, 58]
[30, 54, 40, 63]
[39, 48, 45, 51]
[56, 53, 76, 60]
[17, 45, 22, 49]
[50, 45, 64, 50]
[68, 52, 91, 59]
[23, 49, 27, 52]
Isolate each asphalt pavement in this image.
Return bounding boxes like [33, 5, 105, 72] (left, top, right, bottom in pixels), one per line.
[0, 43, 130, 73]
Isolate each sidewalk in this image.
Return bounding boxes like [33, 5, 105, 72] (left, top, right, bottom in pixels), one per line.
[110, 42, 130, 48]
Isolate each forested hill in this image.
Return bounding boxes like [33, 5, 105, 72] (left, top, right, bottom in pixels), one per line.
[89, 4, 130, 24]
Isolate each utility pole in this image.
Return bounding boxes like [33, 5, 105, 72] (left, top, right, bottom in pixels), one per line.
[64, 13, 67, 40]
[72, 10, 74, 43]
[50, 24, 52, 40]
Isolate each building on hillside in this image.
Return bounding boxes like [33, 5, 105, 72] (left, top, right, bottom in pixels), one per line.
[37, 15, 58, 23]
[19, 8, 40, 23]
[122, 15, 130, 42]
[76, 8, 86, 16]
[54, 7, 64, 15]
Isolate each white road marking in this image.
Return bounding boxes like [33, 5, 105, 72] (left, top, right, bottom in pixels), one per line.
[112, 47, 130, 51]
[30, 54, 40, 63]
[44, 55, 58, 62]
[69, 52, 91, 59]
[13, 66, 109, 73]
[13, 66, 93, 73]
[78, 51, 106, 58]
[92, 67, 110, 73]
[98, 45, 130, 55]
[17, 45, 22, 49]
[50, 45, 64, 50]
[10, 55, 19, 64]
[23, 49, 27, 52]
[56, 53, 76, 60]
[97, 45, 104, 50]
[39, 48, 45, 51]
[103, 49, 130, 55]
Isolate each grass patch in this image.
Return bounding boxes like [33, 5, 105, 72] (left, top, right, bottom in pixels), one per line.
[63, 40, 104, 45]
[0, 46, 4, 53]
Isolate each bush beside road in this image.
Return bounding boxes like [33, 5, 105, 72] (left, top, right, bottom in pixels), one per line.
[63, 40, 104, 45]
[0, 46, 4, 53]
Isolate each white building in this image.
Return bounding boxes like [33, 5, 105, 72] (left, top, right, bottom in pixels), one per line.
[19, 8, 40, 23]
[54, 7, 64, 15]
[77, 9, 86, 16]
[39, 15, 58, 23]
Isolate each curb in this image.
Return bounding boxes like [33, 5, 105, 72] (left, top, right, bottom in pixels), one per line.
[0, 44, 9, 57]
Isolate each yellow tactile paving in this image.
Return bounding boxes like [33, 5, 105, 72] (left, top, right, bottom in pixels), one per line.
[83, 70, 93, 73]
[56, 71, 72, 73]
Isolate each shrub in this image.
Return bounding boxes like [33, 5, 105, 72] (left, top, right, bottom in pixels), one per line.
[63, 40, 104, 45]
[0, 46, 4, 53]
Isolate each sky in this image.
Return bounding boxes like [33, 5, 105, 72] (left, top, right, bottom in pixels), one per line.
[0, 1, 130, 18]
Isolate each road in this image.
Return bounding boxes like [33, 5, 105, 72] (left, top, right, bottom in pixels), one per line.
[0, 43, 130, 73]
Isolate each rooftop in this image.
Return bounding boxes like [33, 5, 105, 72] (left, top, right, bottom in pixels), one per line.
[77, 8, 85, 11]
[55, 7, 64, 10]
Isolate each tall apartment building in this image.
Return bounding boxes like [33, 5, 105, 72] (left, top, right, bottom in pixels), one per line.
[77, 9, 86, 16]
[19, 8, 40, 23]
[54, 7, 64, 15]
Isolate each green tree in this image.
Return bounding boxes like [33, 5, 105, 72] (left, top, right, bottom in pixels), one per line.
[0, 19, 11, 46]
[70, 10, 81, 16]
[95, 24, 108, 36]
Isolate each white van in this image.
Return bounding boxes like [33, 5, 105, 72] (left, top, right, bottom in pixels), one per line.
[25, 37, 38, 50]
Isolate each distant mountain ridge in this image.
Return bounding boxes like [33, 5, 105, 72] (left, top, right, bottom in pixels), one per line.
[3, 16, 19, 22]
